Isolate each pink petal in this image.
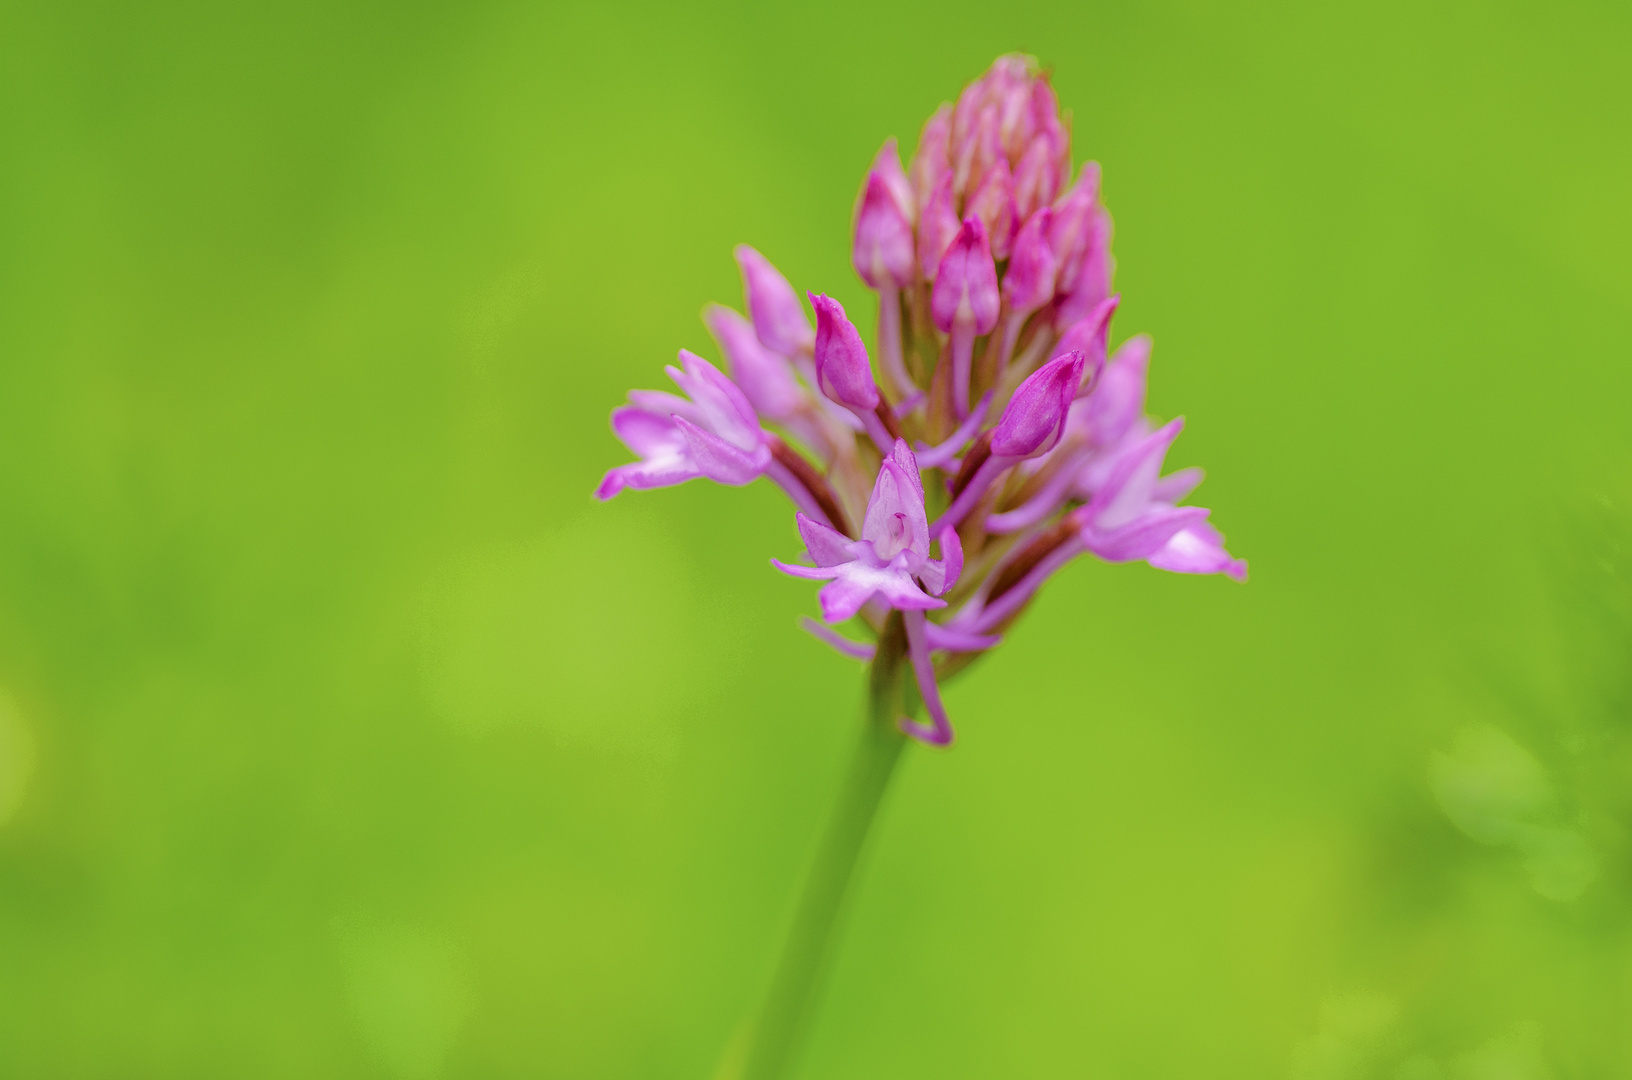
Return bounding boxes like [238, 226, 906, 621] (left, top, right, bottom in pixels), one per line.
[795, 512, 853, 568]
[924, 621, 1000, 652]
[735, 245, 813, 356]
[1085, 335, 1150, 449]
[596, 456, 701, 500]
[703, 304, 805, 421]
[799, 616, 876, 661]
[990, 351, 1085, 458]
[853, 168, 916, 289]
[674, 416, 768, 486]
[931, 216, 1000, 335]
[1146, 524, 1247, 580]
[1084, 417, 1185, 529]
[1083, 505, 1210, 563]
[610, 405, 683, 458]
[1152, 467, 1204, 505]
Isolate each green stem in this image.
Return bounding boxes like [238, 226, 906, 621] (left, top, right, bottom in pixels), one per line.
[721, 614, 912, 1080]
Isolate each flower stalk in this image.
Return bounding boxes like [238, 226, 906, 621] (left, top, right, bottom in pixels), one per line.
[721, 614, 913, 1080]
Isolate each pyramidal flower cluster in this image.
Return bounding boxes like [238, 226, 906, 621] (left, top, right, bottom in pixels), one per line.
[598, 55, 1244, 747]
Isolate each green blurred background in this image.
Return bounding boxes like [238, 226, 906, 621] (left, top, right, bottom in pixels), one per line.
[2, 0, 1631, 1076]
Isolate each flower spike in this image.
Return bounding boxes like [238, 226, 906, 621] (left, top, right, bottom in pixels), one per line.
[599, 55, 1245, 783]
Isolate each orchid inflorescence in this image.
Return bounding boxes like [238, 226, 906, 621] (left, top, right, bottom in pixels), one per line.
[598, 54, 1244, 748]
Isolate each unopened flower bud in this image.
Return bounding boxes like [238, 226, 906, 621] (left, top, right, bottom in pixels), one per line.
[853, 170, 916, 290]
[989, 350, 1086, 458]
[908, 105, 952, 215]
[734, 245, 813, 356]
[1049, 294, 1119, 394]
[931, 217, 1000, 335]
[1054, 206, 1115, 329]
[1047, 163, 1102, 295]
[869, 138, 914, 222]
[1027, 79, 1061, 146]
[916, 171, 961, 281]
[703, 303, 805, 421]
[953, 103, 1001, 202]
[1012, 130, 1064, 221]
[809, 292, 879, 412]
[1083, 334, 1149, 449]
[1001, 207, 1057, 317]
[965, 160, 1016, 260]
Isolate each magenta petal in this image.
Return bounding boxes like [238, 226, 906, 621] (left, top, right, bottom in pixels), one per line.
[596, 457, 701, 499]
[673, 415, 767, 486]
[817, 572, 882, 623]
[1002, 207, 1057, 317]
[965, 160, 1016, 260]
[871, 137, 915, 220]
[1085, 335, 1150, 448]
[990, 351, 1086, 458]
[703, 304, 804, 421]
[916, 171, 961, 283]
[1012, 134, 1061, 222]
[809, 293, 880, 413]
[889, 438, 925, 500]
[626, 389, 701, 427]
[771, 557, 842, 582]
[1050, 295, 1119, 395]
[1055, 206, 1115, 329]
[799, 616, 877, 661]
[931, 216, 1000, 335]
[920, 524, 963, 596]
[735, 245, 813, 356]
[898, 611, 954, 747]
[795, 512, 853, 568]
[610, 405, 683, 458]
[861, 459, 930, 562]
[670, 351, 763, 451]
[908, 104, 952, 218]
[1152, 466, 1205, 505]
[923, 622, 1000, 652]
[853, 169, 917, 289]
[1147, 524, 1247, 580]
[870, 566, 947, 612]
[1086, 417, 1185, 528]
[1085, 505, 1210, 563]
[1048, 163, 1102, 293]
